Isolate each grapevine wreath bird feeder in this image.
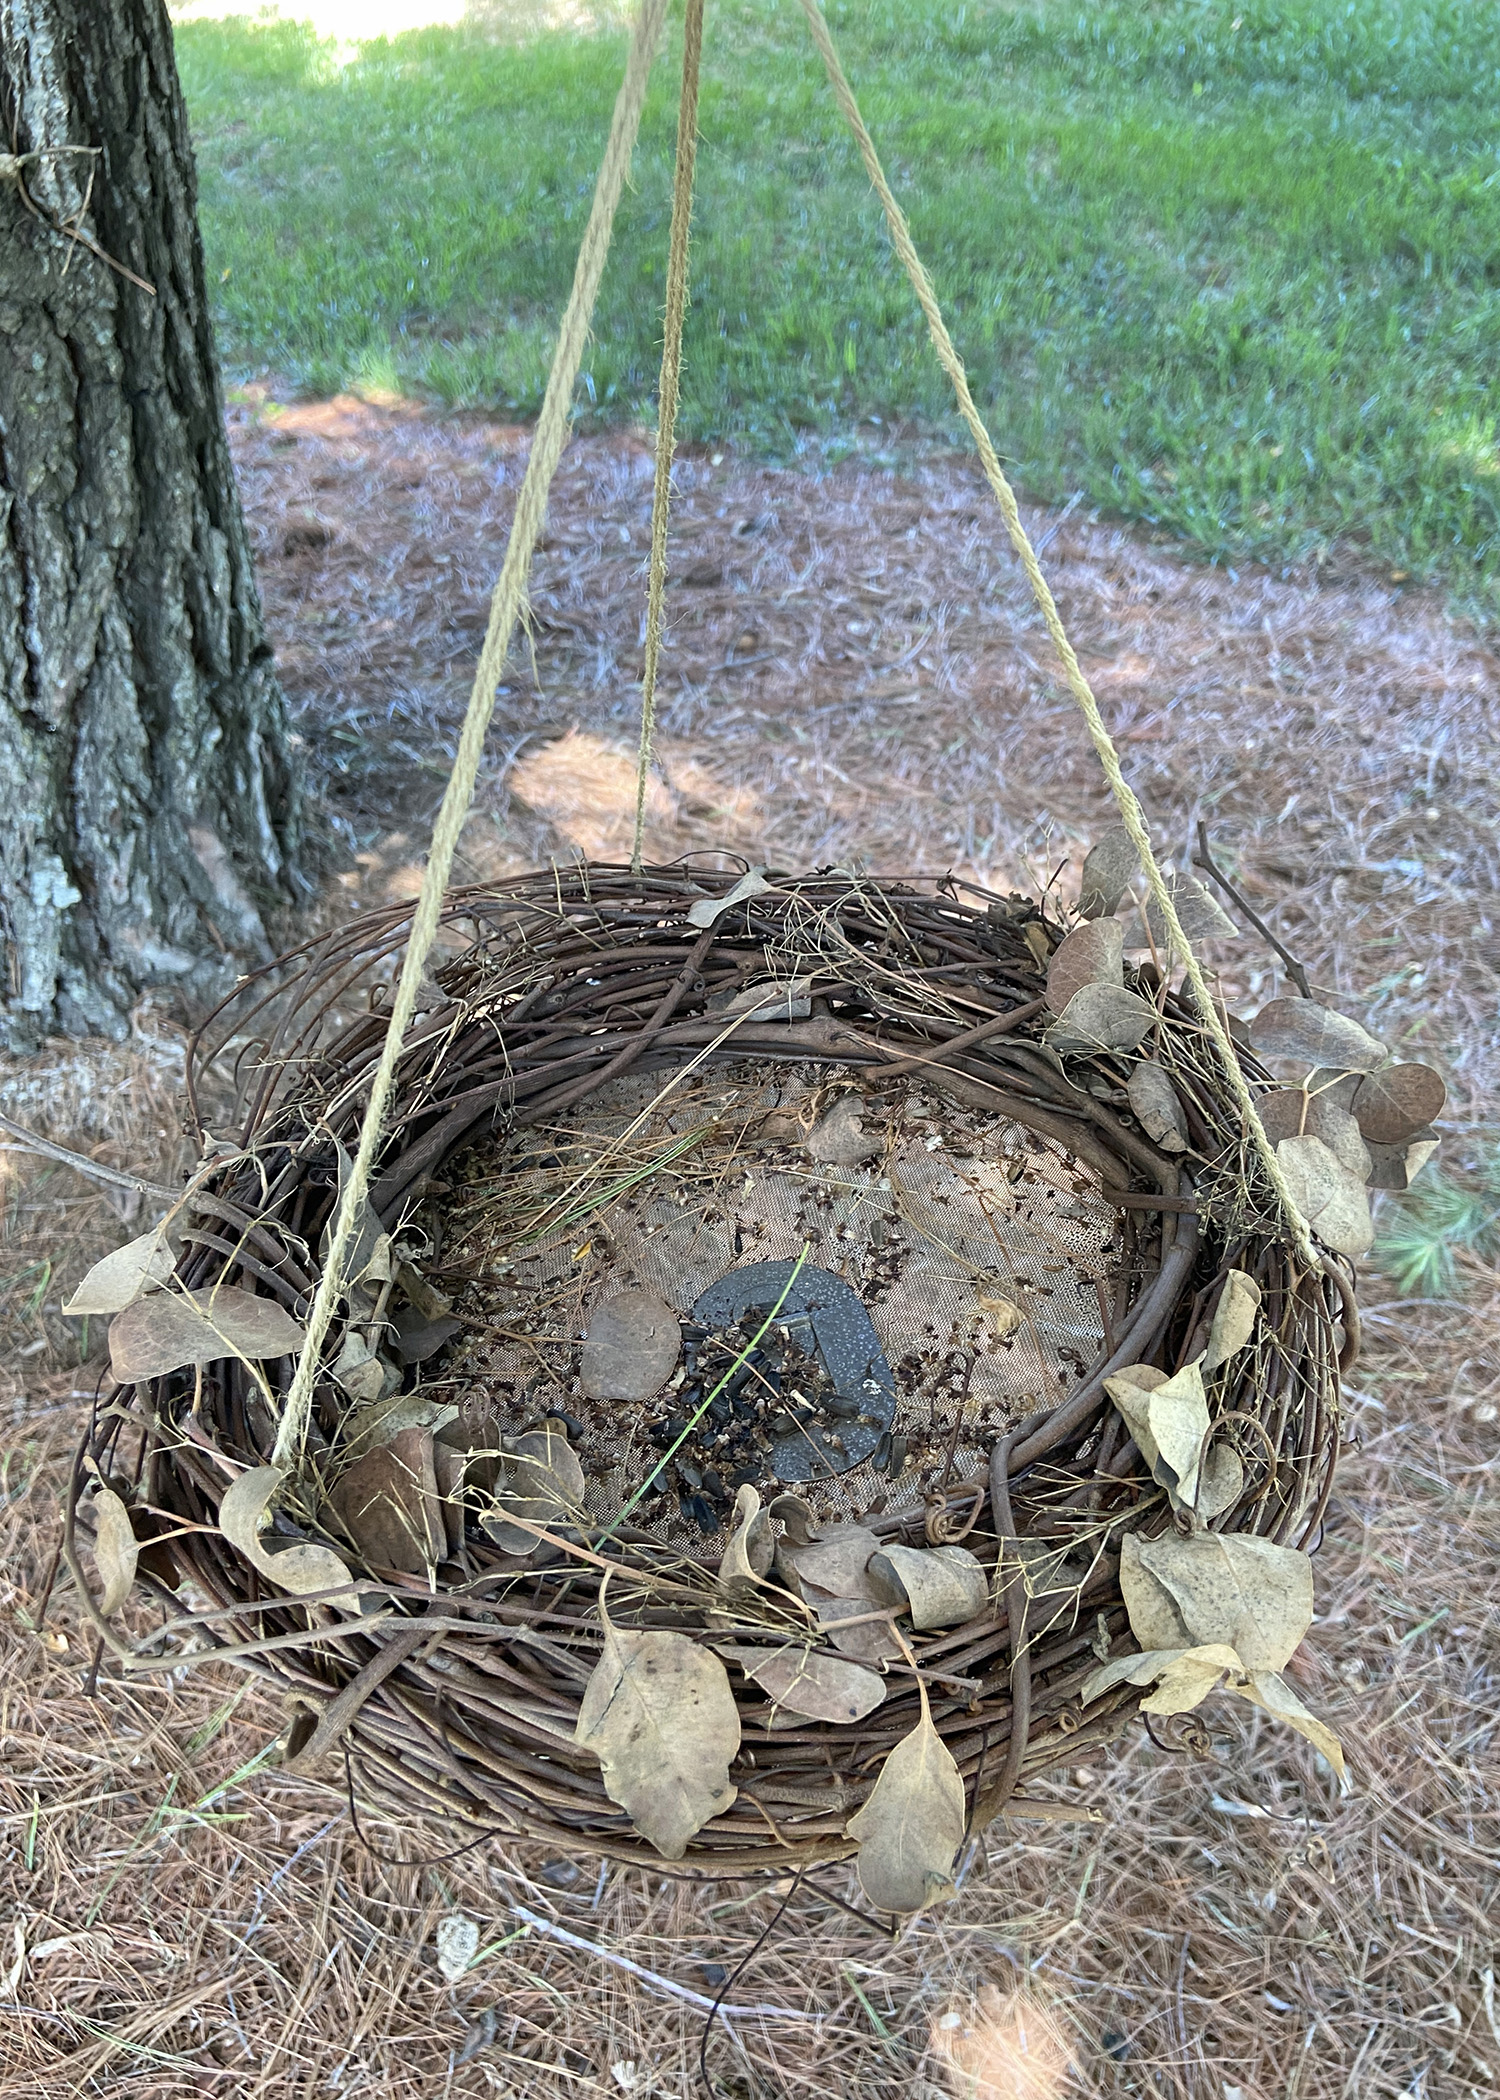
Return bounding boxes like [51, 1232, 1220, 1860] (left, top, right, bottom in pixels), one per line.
[63, 0, 1447, 1908]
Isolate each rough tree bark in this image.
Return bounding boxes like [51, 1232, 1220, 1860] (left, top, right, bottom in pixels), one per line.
[0, 0, 299, 1052]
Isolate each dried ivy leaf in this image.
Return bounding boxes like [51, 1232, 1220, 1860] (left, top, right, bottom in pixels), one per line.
[484, 1426, 586, 1555]
[1119, 1530, 1194, 1650]
[1275, 1134, 1376, 1257]
[1103, 1358, 1209, 1510]
[1078, 826, 1139, 919]
[718, 1484, 774, 1592]
[322, 1139, 391, 1287]
[396, 1261, 452, 1322]
[685, 869, 771, 928]
[390, 1307, 463, 1364]
[1046, 983, 1156, 1056]
[846, 1689, 965, 1913]
[1238, 1670, 1346, 1780]
[574, 1610, 740, 1858]
[1081, 1641, 1244, 1715]
[344, 1390, 458, 1457]
[866, 1544, 989, 1630]
[329, 1427, 444, 1574]
[1145, 874, 1238, 955]
[109, 1288, 306, 1383]
[1135, 1530, 1313, 1672]
[713, 975, 815, 1022]
[219, 1466, 354, 1599]
[1195, 1443, 1245, 1521]
[815, 1593, 903, 1664]
[64, 1224, 176, 1317]
[743, 1646, 886, 1723]
[90, 1486, 138, 1617]
[977, 1294, 1023, 1338]
[780, 1522, 882, 1602]
[1365, 1129, 1440, 1192]
[1045, 919, 1124, 1015]
[434, 1442, 467, 1558]
[1203, 1269, 1261, 1372]
[331, 1328, 389, 1402]
[1256, 1090, 1371, 1179]
[804, 1096, 883, 1167]
[769, 1492, 816, 1547]
[1350, 1062, 1446, 1146]
[1248, 999, 1387, 1074]
[1127, 1062, 1189, 1152]
[579, 1290, 681, 1402]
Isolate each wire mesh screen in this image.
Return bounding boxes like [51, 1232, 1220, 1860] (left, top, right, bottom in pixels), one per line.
[434, 1062, 1119, 1546]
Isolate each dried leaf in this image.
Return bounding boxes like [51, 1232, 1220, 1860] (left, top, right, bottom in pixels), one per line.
[322, 1139, 390, 1287]
[329, 1427, 444, 1574]
[768, 1492, 816, 1546]
[579, 1290, 681, 1401]
[1350, 1062, 1446, 1146]
[780, 1522, 882, 1602]
[685, 870, 771, 927]
[390, 1308, 463, 1364]
[1045, 919, 1124, 1015]
[866, 1544, 989, 1630]
[331, 1328, 389, 1402]
[344, 1390, 458, 1456]
[1365, 1129, 1440, 1192]
[1119, 1530, 1193, 1649]
[574, 1611, 740, 1858]
[977, 1294, 1023, 1338]
[846, 1691, 965, 1913]
[815, 1593, 903, 1663]
[109, 1287, 306, 1383]
[484, 1426, 586, 1555]
[396, 1261, 451, 1321]
[90, 1486, 138, 1617]
[1195, 1443, 1245, 1521]
[1203, 1269, 1261, 1372]
[1248, 998, 1388, 1074]
[1275, 1134, 1376, 1256]
[743, 1646, 886, 1723]
[1078, 826, 1139, 919]
[1133, 1529, 1314, 1672]
[1145, 873, 1238, 954]
[1103, 1358, 1209, 1509]
[219, 1466, 354, 1599]
[1046, 983, 1156, 1056]
[1256, 1089, 1371, 1178]
[713, 975, 814, 1022]
[718, 1484, 775, 1592]
[804, 1096, 883, 1167]
[1238, 1670, 1345, 1780]
[64, 1224, 175, 1317]
[1127, 1062, 1189, 1152]
[435, 1914, 479, 1983]
[1081, 1641, 1244, 1715]
[434, 1442, 467, 1557]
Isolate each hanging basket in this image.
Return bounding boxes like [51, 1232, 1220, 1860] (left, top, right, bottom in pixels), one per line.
[66, 862, 1366, 1885]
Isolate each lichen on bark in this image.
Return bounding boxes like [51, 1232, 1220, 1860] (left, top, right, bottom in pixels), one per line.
[0, 0, 300, 1051]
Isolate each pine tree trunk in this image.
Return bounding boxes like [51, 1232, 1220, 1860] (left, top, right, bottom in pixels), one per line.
[0, 0, 299, 1052]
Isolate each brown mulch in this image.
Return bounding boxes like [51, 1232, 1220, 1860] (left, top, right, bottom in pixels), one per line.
[0, 390, 1496, 2099]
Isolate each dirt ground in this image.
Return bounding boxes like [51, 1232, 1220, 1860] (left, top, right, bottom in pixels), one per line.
[1, 394, 1497, 2099]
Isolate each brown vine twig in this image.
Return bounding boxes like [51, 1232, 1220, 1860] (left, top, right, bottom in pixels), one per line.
[1193, 822, 1312, 999]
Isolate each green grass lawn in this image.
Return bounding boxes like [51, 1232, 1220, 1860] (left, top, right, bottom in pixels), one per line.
[178, 0, 1500, 608]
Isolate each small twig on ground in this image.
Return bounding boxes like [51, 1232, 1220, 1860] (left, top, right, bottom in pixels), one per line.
[1193, 822, 1312, 998]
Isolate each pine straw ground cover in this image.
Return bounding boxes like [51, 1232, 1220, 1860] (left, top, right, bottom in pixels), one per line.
[0, 405, 1496, 2096]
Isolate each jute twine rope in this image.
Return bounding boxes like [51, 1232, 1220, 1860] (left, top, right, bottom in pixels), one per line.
[796, 0, 1317, 1267]
[272, 0, 670, 1467]
[630, 0, 706, 875]
[275, 0, 1317, 1477]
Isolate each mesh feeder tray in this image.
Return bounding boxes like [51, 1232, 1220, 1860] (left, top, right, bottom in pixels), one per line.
[69, 864, 1371, 1895]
